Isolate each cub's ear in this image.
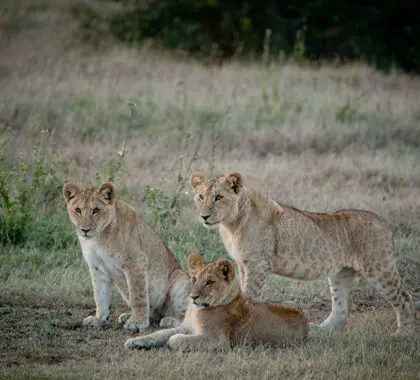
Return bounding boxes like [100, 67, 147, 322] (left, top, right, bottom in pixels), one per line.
[190, 173, 206, 189]
[225, 171, 243, 194]
[187, 252, 205, 275]
[62, 183, 81, 203]
[216, 259, 235, 282]
[98, 182, 116, 205]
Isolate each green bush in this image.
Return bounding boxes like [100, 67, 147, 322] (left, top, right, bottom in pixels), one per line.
[0, 130, 69, 246]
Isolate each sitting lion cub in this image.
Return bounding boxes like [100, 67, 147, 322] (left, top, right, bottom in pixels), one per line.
[62, 182, 189, 331]
[124, 253, 308, 351]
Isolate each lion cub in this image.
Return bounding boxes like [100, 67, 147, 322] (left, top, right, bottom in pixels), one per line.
[125, 253, 308, 351]
[62, 182, 189, 331]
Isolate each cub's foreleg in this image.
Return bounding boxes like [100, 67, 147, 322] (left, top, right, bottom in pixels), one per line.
[84, 265, 111, 328]
[168, 333, 231, 352]
[125, 326, 188, 350]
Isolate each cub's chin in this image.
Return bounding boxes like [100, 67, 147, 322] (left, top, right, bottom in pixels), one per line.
[78, 233, 95, 240]
[192, 302, 210, 310]
[202, 221, 219, 228]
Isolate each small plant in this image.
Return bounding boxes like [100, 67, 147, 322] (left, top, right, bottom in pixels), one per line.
[143, 184, 175, 230]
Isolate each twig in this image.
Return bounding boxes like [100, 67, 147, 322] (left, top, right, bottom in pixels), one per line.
[119, 101, 136, 158]
[169, 134, 198, 210]
[108, 101, 136, 182]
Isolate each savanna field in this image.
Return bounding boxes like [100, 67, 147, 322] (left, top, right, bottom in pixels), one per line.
[1, 2, 420, 379]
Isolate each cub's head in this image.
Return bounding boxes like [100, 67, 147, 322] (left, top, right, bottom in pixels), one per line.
[62, 182, 117, 240]
[187, 253, 237, 309]
[189, 171, 244, 227]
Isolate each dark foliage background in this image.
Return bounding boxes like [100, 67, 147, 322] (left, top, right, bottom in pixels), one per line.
[78, 0, 420, 73]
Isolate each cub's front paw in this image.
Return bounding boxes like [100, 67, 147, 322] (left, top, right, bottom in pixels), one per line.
[123, 316, 149, 331]
[159, 317, 182, 329]
[124, 337, 154, 350]
[124, 338, 136, 350]
[83, 315, 109, 328]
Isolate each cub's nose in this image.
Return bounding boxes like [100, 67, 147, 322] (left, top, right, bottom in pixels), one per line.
[191, 295, 199, 300]
[201, 215, 210, 222]
[81, 228, 91, 234]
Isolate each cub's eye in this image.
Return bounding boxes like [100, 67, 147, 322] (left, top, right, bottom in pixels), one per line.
[215, 195, 223, 201]
[199, 194, 204, 201]
[75, 208, 81, 214]
[205, 280, 214, 287]
[191, 277, 197, 284]
[92, 207, 100, 215]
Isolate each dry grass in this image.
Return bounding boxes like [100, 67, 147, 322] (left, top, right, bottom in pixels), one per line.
[0, 2, 420, 379]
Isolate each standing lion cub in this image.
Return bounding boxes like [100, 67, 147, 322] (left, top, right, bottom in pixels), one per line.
[189, 171, 417, 334]
[62, 182, 189, 331]
[125, 253, 308, 351]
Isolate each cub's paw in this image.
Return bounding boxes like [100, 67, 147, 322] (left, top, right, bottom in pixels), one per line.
[123, 316, 149, 331]
[167, 334, 192, 351]
[124, 337, 154, 350]
[118, 312, 131, 325]
[83, 315, 109, 328]
[159, 317, 182, 329]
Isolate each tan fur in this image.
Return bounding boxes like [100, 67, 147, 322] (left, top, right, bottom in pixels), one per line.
[62, 182, 189, 331]
[125, 253, 308, 351]
[188, 171, 417, 334]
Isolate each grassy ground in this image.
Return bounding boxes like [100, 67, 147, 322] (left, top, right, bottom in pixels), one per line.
[0, 2, 419, 379]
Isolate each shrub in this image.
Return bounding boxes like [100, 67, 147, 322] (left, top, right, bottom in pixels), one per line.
[0, 130, 69, 246]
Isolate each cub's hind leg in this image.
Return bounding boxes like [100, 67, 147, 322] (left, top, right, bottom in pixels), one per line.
[159, 270, 190, 329]
[122, 266, 150, 331]
[361, 259, 415, 334]
[319, 267, 357, 330]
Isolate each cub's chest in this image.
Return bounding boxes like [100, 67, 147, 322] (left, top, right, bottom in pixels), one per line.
[183, 308, 200, 335]
[219, 227, 244, 260]
[79, 240, 122, 274]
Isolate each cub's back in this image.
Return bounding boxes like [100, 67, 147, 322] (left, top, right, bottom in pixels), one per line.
[233, 301, 308, 346]
[278, 206, 392, 257]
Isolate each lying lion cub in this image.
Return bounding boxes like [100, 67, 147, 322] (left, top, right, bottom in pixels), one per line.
[62, 182, 190, 331]
[125, 253, 308, 351]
